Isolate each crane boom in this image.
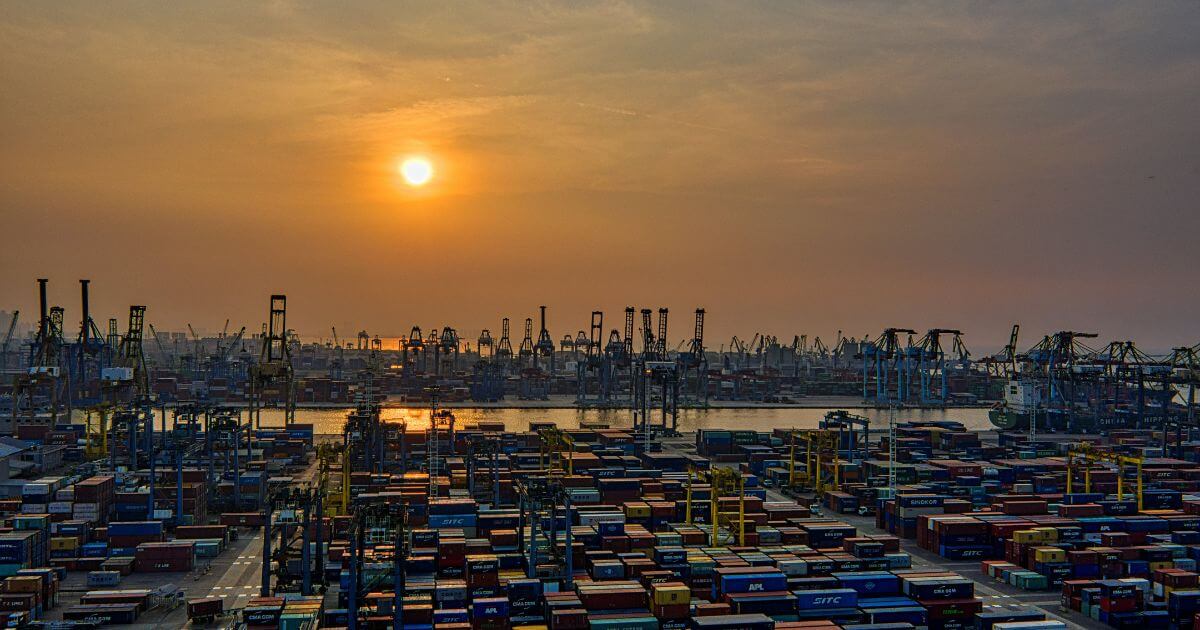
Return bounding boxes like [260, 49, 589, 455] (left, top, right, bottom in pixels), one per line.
[148, 323, 172, 367]
[222, 327, 246, 362]
[1, 311, 18, 369]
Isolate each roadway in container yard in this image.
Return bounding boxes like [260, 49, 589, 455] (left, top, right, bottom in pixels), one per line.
[49, 526, 266, 629]
[659, 433, 1104, 630]
[47, 452, 324, 628]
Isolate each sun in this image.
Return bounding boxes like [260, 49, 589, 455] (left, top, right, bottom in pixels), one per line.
[399, 157, 434, 186]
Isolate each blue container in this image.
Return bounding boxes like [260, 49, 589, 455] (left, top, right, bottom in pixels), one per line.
[856, 597, 917, 609]
[975, 607, 1046, 629]
[81, 543, 108, 558]
[1098, 500, 1138, 516]
[471, 598, 508, 619]
[865, 607, 927, 625]
[897, 495, 944, 508]
[1072, 563, 1100, 579]
[108, 521, 163, 537]
[903, 577, 973, 600]
[720, 572, 788, 595]
[598, 521, 625, 536]
[428, 514, 477, 529]
[791, 577, 839, 591]
[593, 561, 624, 579]
[654, 547, 687, 565]
[433, 609, 469, 624]
[793, 588, 857, 610]
[939, 545, 991, 561]
[1168, 590, 1200, 615]
[833, 572, 899, 596]
[1126, 518, 1169, 534]
[1062, 493, 1105, 505]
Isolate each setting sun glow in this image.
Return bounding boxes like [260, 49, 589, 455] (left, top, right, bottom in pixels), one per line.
[400, 157, 434, 186]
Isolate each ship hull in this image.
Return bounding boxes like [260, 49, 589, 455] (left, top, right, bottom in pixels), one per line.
[989, 408, 1029, 431]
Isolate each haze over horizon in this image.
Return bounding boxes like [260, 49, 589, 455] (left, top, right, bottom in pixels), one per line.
[2, 2, 1198, 351]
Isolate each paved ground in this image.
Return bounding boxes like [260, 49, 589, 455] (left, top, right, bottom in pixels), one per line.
[48, 527, 263, 629]
[44, 453, 324, 629]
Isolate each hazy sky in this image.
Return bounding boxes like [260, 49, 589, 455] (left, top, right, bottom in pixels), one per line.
[2, 2, 1198, 352]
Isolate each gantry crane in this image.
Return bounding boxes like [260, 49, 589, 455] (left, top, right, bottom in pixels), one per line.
[577, 311, 613, 406]
[102, 305, 150, 402]
[1065, 443, 1145, 511]
[537, 426, 572, 474]
[1159, 345, 1200, 455]
[534, 306, 555, 374]
[678, 308, 708, 406]
[466, 434, 502, 505]
[518, 318, 534, 367]
[685, 466, 746, 546]
[11, 279, 71, 427]
[913, 329, 969, 405]
[249, 295, 296, 427]
[341, 500, 408, 630]
[861, 328, 917, 404]
[514, 475, 575, 584]
[264, 485, 326, 597]
[786, 429, 841, 494]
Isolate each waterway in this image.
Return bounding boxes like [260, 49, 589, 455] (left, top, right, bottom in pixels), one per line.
[247, 406, 994, 434]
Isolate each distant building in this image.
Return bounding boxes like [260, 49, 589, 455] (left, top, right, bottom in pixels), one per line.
[0, 436, 32, 481]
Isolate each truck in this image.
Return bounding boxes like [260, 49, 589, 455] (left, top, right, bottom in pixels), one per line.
[187, 597, 223, 624]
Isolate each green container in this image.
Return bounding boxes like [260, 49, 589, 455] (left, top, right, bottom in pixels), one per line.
[278, 612, 316, 630]
[13, 516, 49, 531]
[0, 564, 22, 578]
[1012, 571, 1048, 590]
[589, 616, 659, 630]
[194, 540, 222, 558]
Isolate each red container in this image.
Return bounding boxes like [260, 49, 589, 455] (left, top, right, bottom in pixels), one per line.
[0, 594, 38, 613]
[219, 513, 265, 527]
[1100, 596, 1137, 613]
[919, 598, 983, 620]
[187, 597, 223, 618]
[134, 555, 193, 572]
[652, 604, 689, 619]
[80, 592, 150, 611]
[1002, 500, 1049, 516]
[550, 608, 589, 630]
[174, 525, 229, 540]
[576, 587, 647, 611]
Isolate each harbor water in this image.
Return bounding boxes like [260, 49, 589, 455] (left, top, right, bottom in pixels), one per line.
[248, 406, 994, 434]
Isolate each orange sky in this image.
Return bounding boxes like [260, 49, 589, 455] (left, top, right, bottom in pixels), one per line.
[2, 2, 1198, 351]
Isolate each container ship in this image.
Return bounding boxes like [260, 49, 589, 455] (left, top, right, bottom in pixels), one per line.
[989, 377, 1180, 433]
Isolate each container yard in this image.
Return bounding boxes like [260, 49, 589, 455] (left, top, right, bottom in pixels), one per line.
[0, 284, 1196, 629]
[5, 406, 1200, 629]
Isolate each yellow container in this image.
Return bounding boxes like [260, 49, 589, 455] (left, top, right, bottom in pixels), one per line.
[50, 537, 80, 551]
[1148, 561, 1173, 572]
[1012, 530, 1042, 544]
[1034, 547, 1066, 563]
[1033, 527, 1059, 543]
[652, 583, 691, 606]
[4, 576, 41, 594]
[624, 503, 651, 518]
